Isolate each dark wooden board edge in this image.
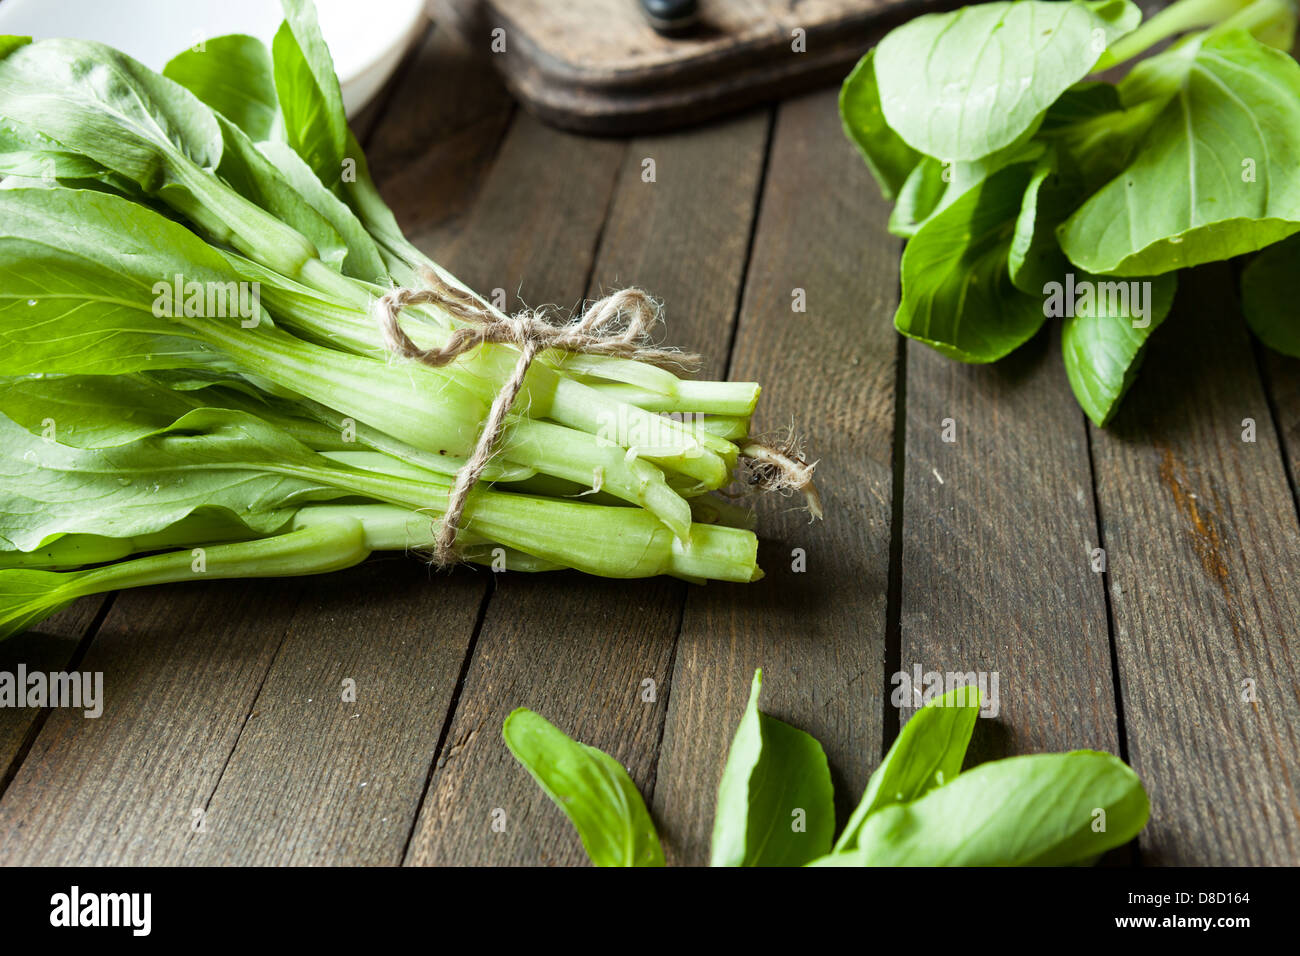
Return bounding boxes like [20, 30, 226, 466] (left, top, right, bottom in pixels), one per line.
[471, 2, 945, 134]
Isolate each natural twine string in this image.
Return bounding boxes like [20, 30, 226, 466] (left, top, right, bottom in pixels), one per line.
[373, 267, 701, 565]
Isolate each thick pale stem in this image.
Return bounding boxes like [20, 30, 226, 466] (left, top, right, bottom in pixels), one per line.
[1096, 0, 1275, 69]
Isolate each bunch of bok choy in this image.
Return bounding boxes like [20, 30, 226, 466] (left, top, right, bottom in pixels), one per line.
[0, 1, 804, 639]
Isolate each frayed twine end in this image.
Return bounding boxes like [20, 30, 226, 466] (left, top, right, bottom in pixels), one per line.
[739, 427, 823, 521]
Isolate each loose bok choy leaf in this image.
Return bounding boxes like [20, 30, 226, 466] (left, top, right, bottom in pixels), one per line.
[833, 685, 980, 852]
[504, 709, 665, 867]
[813, 751, 1149, 866]
[710, 669, 835, 866]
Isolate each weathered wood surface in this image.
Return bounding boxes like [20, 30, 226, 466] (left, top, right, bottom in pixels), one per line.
[900, 327, 1119, 766]
[1, 25, 1297, 867]
[652, 88, 897, 863]
[0, 581, 311, 864]
[0, 600, 105, 789]
[1090, 267, 1300, 865]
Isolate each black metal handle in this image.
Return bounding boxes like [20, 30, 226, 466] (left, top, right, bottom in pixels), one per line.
[639, 0, 699, 37]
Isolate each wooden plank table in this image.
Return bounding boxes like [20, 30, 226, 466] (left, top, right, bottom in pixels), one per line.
[1, 21, 1298, 867]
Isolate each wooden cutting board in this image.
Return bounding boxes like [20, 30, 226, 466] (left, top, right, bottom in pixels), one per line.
[437, 0, 947, 133]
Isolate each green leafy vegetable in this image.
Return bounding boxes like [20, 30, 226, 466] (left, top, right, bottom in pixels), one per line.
[503, 709, 664, 867]
[1060, 273, 1177, 424]
[838, 49, 919, 201]
[507, 670, 1149, 867]
[1, 520, 369, 641]
[163, 34, 282, 142]
[894, 163, 1046, 362]
[1061, 30, 1300, 276]
[0, 0, 797, 639]
[873, 0, 1141, 161]
[710, 669, 835, 866]
[1241, 234, 1300, 354]
[815, 751, 1149, 866]
[834, 684, 980, 852]
[841, 0, 1300, 425]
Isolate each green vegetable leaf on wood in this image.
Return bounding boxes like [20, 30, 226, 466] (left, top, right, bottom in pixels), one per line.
[834, 685, 980, 853]
[0, 0, 784, 633]
[842, 0, 1300, 425]
[813, 751, 1150, 866]
[508, 670, 1148, 867]
[895, 163, 1047, 362]
[1241, 233, 1300, 355]
[1060, 272, 1178, 425]
[503, 709, 665, 867]
[710, 669, 836, 866]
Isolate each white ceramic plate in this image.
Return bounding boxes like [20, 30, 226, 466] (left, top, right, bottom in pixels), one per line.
[0, 0, 427, 116]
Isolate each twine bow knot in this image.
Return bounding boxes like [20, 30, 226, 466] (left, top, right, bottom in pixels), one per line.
[372, 267, 700, 564]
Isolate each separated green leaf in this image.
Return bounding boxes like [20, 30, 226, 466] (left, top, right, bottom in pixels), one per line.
[834, 685, 981, 853]
[813, 751, 1150, 866]
[710, 669, 835, 866]
[503, 708, 664, 867]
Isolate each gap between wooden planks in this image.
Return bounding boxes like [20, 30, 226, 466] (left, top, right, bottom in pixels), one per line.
[402, 107, 769, 866]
